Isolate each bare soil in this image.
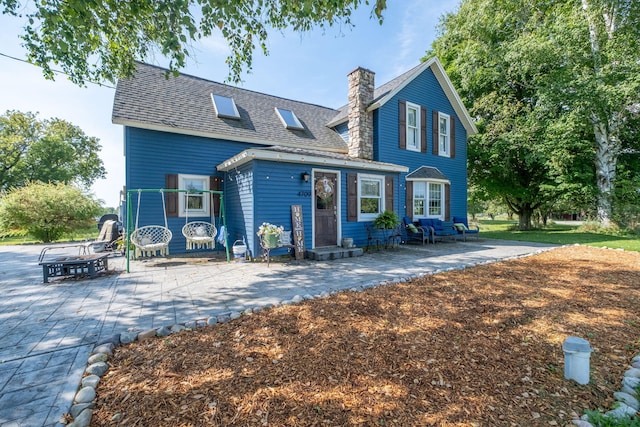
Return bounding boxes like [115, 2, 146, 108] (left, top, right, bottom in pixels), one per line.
[90, 246, 640, 426]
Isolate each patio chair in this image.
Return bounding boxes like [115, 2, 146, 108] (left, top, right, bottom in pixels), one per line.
[452, 216, 480, 241]
[402, 216, 429, 245]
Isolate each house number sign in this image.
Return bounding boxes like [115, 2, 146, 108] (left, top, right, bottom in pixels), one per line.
[290, 205, 305, 260]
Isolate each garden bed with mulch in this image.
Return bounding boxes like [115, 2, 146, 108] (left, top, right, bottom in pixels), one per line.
[90, 246, 640, 426]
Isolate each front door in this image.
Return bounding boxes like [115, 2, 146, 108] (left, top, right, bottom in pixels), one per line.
[314, 172, 338, 247]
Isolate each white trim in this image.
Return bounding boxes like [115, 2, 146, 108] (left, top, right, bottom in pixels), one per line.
[406, 101, 421, 152]
[411, 180, 445, 220]
[217, 148, 409, 173]
[367, 57, 478, 135]
[357, 173, 385, 221]
[178, 174, 210, 217]
[311, 168, 341, 249]
[112, 119, 348, 154]
[438, 112, 451, 158]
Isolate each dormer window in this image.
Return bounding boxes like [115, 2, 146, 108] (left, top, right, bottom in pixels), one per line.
[275, 107, 304, 130]
[211, 94, 240, 119]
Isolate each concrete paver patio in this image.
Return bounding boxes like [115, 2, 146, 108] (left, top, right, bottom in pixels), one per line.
[0, 239, 556, 426]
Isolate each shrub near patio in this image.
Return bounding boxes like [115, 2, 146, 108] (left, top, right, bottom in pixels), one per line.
[90, 246, 640, 426]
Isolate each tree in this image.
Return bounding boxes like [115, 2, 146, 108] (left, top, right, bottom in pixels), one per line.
[0, 182, 101, 242]
[1, 0, 388, 85]
[430, 0, 639, 228]
[0, 110, 106, 191]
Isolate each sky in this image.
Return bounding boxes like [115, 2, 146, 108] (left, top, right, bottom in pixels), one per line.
[0, 0, 459, 208]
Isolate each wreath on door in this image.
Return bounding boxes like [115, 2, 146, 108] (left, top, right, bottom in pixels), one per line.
[315, 176, 334, 200]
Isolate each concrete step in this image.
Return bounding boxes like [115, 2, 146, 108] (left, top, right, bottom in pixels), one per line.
[306, 246, 363, 261]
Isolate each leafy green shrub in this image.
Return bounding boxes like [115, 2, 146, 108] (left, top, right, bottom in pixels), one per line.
[0, 182, 100, 242]
[372, 210, 400, 230]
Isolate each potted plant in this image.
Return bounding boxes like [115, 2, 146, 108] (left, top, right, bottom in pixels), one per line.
[372, 210, 400, 230]
[257, 222, 284, 248]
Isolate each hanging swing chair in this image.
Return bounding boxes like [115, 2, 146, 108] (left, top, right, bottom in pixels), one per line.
[182, 190, 217, 250]
[130, 190, 173, 258]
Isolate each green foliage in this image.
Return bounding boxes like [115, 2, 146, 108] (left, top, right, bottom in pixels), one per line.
[0, 182, 101, 242]
[585, 409, 640, 427]
[372, 210, 399, 230]
[430, 0, 640, 228]
[1, 0, 388, 85]
[0, 110, 106, 191]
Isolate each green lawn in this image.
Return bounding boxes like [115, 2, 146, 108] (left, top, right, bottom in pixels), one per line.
[0, 226, 98, 246]
[476, 219, 640, 252]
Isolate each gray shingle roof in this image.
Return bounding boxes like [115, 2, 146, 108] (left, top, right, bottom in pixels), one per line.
[328, 63, 424, 125]
[112, 63, 348, 152]
[406, 166, 449, 181]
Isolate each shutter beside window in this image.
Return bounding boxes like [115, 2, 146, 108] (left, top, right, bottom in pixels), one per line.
[450, 116, 456, 158]
[405, 180, 413, 218]
[347, 173, 358, 222]
[210, 176, 222, 217]
[420, 107, 427, 153]
[399, 100, 406, 149]
[385, 176, 394, 212]
[165, 174, 178, 217]
[432, 110, 439, 156]
[444, 183, 451, 221]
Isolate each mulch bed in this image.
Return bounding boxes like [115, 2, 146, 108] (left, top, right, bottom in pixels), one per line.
[90, 246, 640, 426]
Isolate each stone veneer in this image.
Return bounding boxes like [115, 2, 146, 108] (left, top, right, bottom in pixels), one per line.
[347, 67, 375, 160]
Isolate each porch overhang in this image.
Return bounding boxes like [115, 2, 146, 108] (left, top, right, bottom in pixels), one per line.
[216, 148, 409, 173]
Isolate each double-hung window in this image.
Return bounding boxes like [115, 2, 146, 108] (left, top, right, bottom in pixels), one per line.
[178, 174, 210, 217]
[412, 181, 444, 219]
[438, 112, 451, 157]
[406, 102, 421, 151]
[358, 174, 384, 220]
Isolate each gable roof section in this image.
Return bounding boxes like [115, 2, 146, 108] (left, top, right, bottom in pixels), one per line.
[328, 57, 477, 136]
[112, 62, 348, 153]
[406, 166, 449, 182]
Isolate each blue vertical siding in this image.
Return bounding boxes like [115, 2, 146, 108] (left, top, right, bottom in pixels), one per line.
[334, 122, 349, 143]
[374, 67, 469, 219]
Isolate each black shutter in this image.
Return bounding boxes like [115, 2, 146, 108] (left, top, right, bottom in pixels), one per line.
[347, 173, 358, 222]
[385, 176, 394, 213]
[405, 180, 413, 218]
[399, 100, 406, 149]
[450, 116, 456, 158]
[210, 176, 222, 217]
[421, 107, 427, 153]
[444, 183, 451, 221]
[432, 110, 439, 156]
[165, 174, 178, 217]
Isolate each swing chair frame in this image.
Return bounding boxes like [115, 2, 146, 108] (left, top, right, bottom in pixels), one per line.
[125, 188, 229, 272]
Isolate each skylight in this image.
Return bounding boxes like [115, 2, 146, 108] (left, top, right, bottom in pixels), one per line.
[275, 107, 304, 130]
[211, 94, 240, 119]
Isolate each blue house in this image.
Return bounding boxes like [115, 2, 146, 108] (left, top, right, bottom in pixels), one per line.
[112, 57, 477, 258]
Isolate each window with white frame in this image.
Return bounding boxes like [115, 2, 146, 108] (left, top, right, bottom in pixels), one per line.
[406, 102, 420, 151]
[358, 174, 385, 220]
[412, 181, 444, 219]
[178, 174, 210, 217]
[438, 112, 450, 157]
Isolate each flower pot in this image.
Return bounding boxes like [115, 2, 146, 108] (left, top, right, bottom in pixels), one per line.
[263, 233, 280, 248]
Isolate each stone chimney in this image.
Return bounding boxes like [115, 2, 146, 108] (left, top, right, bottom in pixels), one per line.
[347, 67, 375, 160]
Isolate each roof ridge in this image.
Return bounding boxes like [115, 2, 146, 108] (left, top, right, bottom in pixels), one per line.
[133, 61, 339, 113]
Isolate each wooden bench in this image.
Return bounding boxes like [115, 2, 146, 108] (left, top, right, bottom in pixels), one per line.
[39, 254, 110, 283]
